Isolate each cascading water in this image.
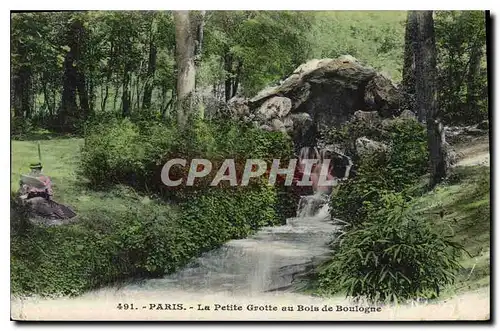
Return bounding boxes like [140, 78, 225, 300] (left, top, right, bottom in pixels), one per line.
[126, 193, 335, 295]
[125, 147, 343, 296]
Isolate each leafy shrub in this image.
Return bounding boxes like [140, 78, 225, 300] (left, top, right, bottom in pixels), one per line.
[328, 118, 428, 225]
[318, 118, 447, 302]
[329, 152, 393, 224]
[179, 184, 279, 251]
[11, 116, 34, 138]
[80, 117, 295, 221]
[384, 119, 428, 191]
[12, 118, 294, 296]
[80, 117, 177, 186]
[10, 181, 280, 296]
[318, 192, 464, 303]
[81, 118, 293, 189]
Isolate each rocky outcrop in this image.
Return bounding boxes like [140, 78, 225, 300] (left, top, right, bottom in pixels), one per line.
[227, 96, 250, 118]
[256, 96, 292, 121]
[230, 56, 402, 149]
[355, 137, 388, 158]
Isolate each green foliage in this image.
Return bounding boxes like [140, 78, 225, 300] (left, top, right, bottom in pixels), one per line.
[81, 117, 293, 190]
[11, 10, 488, 133]
[179, 185, 279, 252]
[327, 118, 428, 224]
[81, 115, 296, 219]
[308, 11, 407, 81]
[384, 119, 429, 189]
[318, 118, 476, 303]
[11, 117, 295, 296]
[434, 11, 488, 124]
[329, 151, 392, 224]
[318, 192, 464, 303]
[11, 194, 183, 296]
[11, 116, 34, 137]
[10, 181, 280, 296]
[204, 11, 313, 96]
[80, 117, 176, 186]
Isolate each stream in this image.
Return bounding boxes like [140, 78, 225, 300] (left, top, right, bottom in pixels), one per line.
[124, 192, 337, 295]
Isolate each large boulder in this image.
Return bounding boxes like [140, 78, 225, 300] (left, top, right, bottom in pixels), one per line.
[240, 56, 402, 148]
[256, 96, 292, 121]
[227, 96, 250, 118]
[399, 109, 417, 120]
[352, 110, 381, 125]
[363, 73, 401, 117]
[355, 137, 388, 158]
[271, 118, 287, 133]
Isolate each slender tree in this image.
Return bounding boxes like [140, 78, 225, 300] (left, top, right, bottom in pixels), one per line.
[413, 10, 446, 187]
[173, 11, 197, 128]
[466, 43, 483, 117]
[402, 11, 418, 113]
[60, 18, 90, 127]
[142, 14, 158, 110]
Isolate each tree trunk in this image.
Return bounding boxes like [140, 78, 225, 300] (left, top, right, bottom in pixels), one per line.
[142, 15, 157, 110]
[13, 65, 32, 119]
[42, 78, 54, 116]
[413, 10, 446, 187]
[466, 46, 482, 118]
[88, 77, 95, 116]
[61, 48, 78, 124]
[52, 89, 57, 116]
[232, 59, 243, 98]
[101, 41, 114, 112]
[113, 79, 120, 112]
[60, 19, 89, 128]
[174, 10, 197, 128]
[136, 74, 141, 111]
[402, 11, 418, 112]
[224, 52, 233, 101]
[76, 70, 89, 119]
[195, 10, 206, 64]
[122, 63, 132, 117]
[101, 82, 109, 112]
[142, 36, 157, 110]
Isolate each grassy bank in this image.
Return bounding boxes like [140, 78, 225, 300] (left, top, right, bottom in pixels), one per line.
[414, 165, 490, 294]
[305, 163, 490, 299]
[10, 129, 288, 296]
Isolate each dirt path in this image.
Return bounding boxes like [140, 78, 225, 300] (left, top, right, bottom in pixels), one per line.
[453, 135, 490, 167]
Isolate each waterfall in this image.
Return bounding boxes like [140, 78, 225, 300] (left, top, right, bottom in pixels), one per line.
[297, 146, 339, 195]
[296, 192, 329, 219]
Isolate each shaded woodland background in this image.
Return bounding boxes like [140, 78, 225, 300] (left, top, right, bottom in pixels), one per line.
[10, 11, 490, 303]
[11, 11, 488, 135]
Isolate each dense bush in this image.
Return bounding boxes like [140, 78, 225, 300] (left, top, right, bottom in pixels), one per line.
[318, 192, 464, 303]
[81, 118, 293, 188]
[10, 181, 280, 296]
[11, 118, 296, 296]
[328, 118, 428, 225]
[81, 117, 296, 221]
[80, 117, 177, 186]
[384, 119, 429, 189]
[316, 118, 459, 303]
